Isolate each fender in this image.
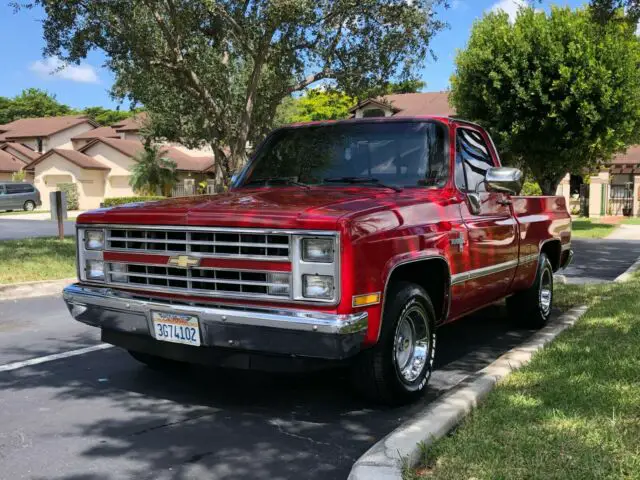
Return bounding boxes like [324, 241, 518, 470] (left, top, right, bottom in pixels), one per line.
[377, 250, 452, 341]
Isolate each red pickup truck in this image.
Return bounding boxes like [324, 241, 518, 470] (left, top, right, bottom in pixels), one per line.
[63, 117, 572, 404]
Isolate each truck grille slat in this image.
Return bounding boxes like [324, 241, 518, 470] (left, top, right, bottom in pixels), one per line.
[106, 227, 290, 260]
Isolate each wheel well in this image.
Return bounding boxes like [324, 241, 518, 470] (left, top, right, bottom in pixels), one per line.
[385, 259, 449, 323]
[541, 240, 562, 272]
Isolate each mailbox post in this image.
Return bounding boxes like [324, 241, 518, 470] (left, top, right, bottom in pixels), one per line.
[50, 191, 67, 240]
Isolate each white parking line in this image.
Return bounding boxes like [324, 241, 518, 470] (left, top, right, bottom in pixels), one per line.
[0, 343, 114, 373]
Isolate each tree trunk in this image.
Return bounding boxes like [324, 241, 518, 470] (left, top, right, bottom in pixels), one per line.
[537, 174, 564, 196]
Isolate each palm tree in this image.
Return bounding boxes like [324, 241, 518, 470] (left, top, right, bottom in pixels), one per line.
[129, 144, 178, 196]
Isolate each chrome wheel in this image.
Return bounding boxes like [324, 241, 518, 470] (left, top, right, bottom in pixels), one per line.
[24, 201, 35, 211]
[393, 304, 430, 384]
[539, 267, 552, 316]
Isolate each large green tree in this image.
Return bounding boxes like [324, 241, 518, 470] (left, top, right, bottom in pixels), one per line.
[82, 106, 137, 126]
[450, 7, 640, 194]
[0, 88, 72, 124]
[275, 89, 354, 125]
[589, 0, 640, 24]
[20, 0, 446, 184]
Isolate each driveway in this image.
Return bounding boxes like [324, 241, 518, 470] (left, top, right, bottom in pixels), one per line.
[0, 218, 76, 240]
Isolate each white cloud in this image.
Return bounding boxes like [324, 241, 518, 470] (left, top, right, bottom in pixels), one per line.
[29, 56, 99, 84]
[489, 0, 527, 23]
[451, 0, 467, 11]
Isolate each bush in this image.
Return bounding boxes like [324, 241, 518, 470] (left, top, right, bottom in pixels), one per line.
[521, 181, 543, 196]
[58, 183, 79, 210]
[102, 196, 165, 208]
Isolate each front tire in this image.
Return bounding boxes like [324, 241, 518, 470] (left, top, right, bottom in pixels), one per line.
[23, 201, 35, 211]
[507, 253, 554, 328]
[351, 282, 437, 405]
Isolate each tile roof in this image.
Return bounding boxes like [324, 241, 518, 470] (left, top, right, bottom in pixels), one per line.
[0, 142, 40, 161]
[0, 150, 28, 172]
[27, 148, 110, 171]
[0, 115, 98, 140]
[80, 137, 215, 172]
[350, 91, 456, 117]
[113, 112, 149, 132]
[71, 126, 121, 140]
[610, 145, 640, 166]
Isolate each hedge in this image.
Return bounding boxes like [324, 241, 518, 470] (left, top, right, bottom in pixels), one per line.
[102, 196, 165, 208]
[58, 183, 80, 210]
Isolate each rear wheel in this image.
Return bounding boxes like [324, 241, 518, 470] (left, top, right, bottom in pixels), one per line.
[351, 282, 436, 405]
[128, 350, 186, 371]
[23, 201, 35, 211]
[507, 253, 554, 328]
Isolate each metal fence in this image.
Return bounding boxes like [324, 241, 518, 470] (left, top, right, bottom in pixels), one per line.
[171, 183, 217, 197]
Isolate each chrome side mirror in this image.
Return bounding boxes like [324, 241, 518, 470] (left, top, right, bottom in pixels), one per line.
[485, 167, 523, 195]
[467, 193, 481, 215]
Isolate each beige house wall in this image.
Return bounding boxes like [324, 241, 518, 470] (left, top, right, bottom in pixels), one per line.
[33, 153, 106, 210]
[45, 123, 96, 151]
[82, 142, 137, 198]
[588, 171, 609, 218]
[0, 172, 13, 181]
[122, 132, 142, 142]
[353, 105, 394, 119]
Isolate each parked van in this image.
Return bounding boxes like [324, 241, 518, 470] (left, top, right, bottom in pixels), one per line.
[0, 182, 42, 212]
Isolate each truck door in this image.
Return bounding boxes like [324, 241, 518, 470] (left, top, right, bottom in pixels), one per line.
[453, 125, 518, 314]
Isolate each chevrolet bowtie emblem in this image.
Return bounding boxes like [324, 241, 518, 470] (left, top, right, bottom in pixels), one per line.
[167, 255, 200, 268]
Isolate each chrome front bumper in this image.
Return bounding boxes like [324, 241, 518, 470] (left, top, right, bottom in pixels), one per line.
[63, 284, 368, 362]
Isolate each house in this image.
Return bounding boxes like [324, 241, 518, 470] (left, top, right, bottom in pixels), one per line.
[0, 149, 29, 181]
[27, 137, 214, 210]
[351, 91, 640, 218]
[0, 115, 98, 153]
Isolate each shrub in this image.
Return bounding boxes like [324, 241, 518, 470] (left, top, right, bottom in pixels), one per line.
[521, 181, 543, 196]
[58, 183, 79, 210]
[11, 171, 26, 182]
[102, 196, 165, 208]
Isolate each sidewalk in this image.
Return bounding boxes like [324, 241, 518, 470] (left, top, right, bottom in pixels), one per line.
[605, 224, 640, 240]
[0, 210, 84, 221]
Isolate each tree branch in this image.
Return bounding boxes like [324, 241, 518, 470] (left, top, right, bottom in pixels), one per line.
[289, 69, 335, 93]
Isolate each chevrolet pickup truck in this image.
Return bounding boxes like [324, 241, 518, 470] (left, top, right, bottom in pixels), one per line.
[63, 117, 572, 404]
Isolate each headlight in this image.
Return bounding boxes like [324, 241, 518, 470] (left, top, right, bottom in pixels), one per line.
[85, 230, 105, 250]
[302, 275, 334, 299]
[301, 238, 334, 263]
[267, 272, 290, 296]
[110, 263, 128, 283]
[85, 260, 105, 281]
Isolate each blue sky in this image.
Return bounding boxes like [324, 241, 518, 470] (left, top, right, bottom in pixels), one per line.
[0, 0, 586, 110]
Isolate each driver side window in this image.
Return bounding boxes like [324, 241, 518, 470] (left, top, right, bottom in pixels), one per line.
[455, 128, 494, 193]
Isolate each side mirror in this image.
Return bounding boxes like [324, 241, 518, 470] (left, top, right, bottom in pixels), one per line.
[485, 167, 523, 195]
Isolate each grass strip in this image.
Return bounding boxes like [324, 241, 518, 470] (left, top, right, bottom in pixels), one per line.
[0, 237, 76, 284]
[409, 277, 640, 480]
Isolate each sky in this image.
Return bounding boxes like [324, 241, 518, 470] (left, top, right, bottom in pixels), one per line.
[0, 0, 587, 110]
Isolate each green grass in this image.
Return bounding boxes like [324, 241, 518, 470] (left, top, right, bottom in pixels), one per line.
[0, 210, 50, 216]
[408, 277, 640, 480]
[571, 219, 617, 238]
[621, 217, 640, 225]
[0, 237, 76, 284]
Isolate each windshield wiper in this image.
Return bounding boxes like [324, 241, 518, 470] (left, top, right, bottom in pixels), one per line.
[244, 177, 310, 189]
[323, 176, 403, 192]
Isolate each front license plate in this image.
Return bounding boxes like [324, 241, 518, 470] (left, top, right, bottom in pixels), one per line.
[151, 311, 201, 347]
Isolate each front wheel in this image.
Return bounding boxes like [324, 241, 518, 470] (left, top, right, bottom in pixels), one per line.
[351, 282, 437, 405]
[507, 253, 554, 328]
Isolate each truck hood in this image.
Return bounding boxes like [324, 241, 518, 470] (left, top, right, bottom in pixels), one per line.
[78, 186, 405, 229]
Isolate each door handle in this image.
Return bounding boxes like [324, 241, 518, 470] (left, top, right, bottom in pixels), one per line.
[497, 199, 512, 206]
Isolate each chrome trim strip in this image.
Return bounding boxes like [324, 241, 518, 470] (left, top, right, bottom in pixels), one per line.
[451, 259, 519, 286]
[561, 243, 571, 251]
[78, 224, 338, 236]
[519, 253, 539, 265]
[63, 284, 367, 335]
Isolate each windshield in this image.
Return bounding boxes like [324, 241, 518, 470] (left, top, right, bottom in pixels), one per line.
[238, 121, 448, 189]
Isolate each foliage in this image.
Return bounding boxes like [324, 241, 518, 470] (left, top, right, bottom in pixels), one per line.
[129, 145, 178, 196]
[57, 182, 79, 210]
[0, 237, 76, 284]
[10, 171, 26, 182]
[380, 79, 426, 95]
[450, 7, 640, 195]
[21, 0, 447, 185]
[520, 180, 542, 196]
[276, 90, 354, 125]
[81, 106, 137, 126]
[102, 195, 165, 207]
[589, 0, 640, 24]
[0, 88, 73, 124]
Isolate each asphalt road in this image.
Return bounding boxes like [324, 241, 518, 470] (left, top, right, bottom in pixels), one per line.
[0, 238, 638, 480]
[0, 219, 76, 240]
[562, 238, 640, 283]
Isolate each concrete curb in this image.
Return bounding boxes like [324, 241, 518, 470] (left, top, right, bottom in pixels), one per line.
[614, 255, 640, 283]
[348, 305, 589, 480]
[0, 278, 75, 301]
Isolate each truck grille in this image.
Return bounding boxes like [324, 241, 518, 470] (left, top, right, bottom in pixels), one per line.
[105, 227, 290, 260]
[106, 262, 291, 298]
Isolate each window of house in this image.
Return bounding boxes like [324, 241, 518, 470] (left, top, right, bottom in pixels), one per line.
[362, 108, 387, 118]
[36, 138, 43, 153]
[455, 128, 495, 193]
